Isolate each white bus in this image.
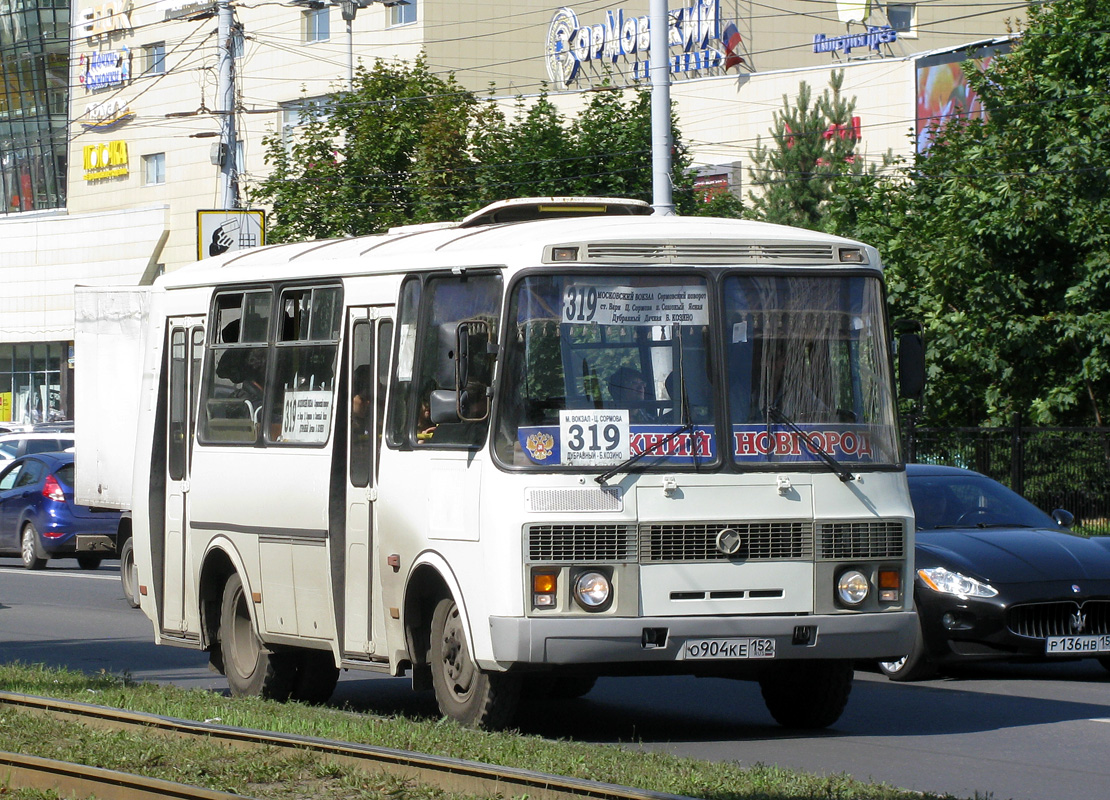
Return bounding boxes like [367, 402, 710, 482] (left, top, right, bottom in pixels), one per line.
[81, 198, 920, 730]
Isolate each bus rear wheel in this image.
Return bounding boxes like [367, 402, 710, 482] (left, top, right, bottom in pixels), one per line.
[759, 660, 853, 729]
[219, 573, 296, 700]
[430, 596, 519, 730]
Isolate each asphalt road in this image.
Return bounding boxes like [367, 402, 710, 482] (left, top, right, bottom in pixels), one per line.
[2, 558, 1109, 800]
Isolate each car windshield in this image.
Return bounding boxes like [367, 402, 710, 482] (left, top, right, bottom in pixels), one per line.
[909, 473, 1058, 530]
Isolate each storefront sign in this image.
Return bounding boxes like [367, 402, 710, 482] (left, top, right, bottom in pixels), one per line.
[81, 98, 134, 131]
[79, 49, 132, 91]
[79, 1, 133, 42]
[83, 141, 129, 181]
[813, 25, 896, 56]
[546, 1, 745, 90]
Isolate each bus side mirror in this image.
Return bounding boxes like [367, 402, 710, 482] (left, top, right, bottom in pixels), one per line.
[430, 389, 460, 425]
[455, 319, 493, 422]
[897, 332, 926, 400]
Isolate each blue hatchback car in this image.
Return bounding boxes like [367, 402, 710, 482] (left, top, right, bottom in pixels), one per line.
[0, 451, 121, 569]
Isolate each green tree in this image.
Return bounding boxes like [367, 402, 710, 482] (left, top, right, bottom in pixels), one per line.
[251, 55, 474, 240]
[747, 71, 880, 230]
[829, 0, 1110, 427]
[252, 69, 698, 239]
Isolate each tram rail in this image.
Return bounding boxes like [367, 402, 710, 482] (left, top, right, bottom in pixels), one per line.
[0, 691, 695, 800]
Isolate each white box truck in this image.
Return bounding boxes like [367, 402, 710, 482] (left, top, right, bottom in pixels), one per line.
[74, 285, 151, 606]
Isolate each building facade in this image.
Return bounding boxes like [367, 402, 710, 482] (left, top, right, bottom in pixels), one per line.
[0, 0, 1019, 423]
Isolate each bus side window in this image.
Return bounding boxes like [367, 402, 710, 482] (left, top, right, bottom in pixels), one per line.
[416, 274, 502, 447]
[200, 289, 272, 444]
[270, 285, 343, 444]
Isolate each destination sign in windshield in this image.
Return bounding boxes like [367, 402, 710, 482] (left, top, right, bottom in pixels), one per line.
[562, 284, 710, 326]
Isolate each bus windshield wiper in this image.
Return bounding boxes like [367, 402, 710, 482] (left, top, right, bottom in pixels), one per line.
[766, 405, 855, 483]
[594, 418, 694, 485]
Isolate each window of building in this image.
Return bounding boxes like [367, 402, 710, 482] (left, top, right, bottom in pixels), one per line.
[280, 97, 330, 151]
[0, 342, 65, 425]
[143, 153, 165, 185]
[143, 42, 166, 75]
[390, 0, 417, 27]
[887, 4, 917, 37]
[304, 6, 330, 42]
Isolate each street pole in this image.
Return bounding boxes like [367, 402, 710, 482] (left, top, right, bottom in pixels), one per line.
[339, 0, 358, 90]
[649, 0, 674, 216]
[216, 0, 238, 209]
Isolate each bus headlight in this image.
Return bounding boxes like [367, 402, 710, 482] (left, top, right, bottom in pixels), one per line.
[573, 570, 612, 611]
[836, 569, 870, 606]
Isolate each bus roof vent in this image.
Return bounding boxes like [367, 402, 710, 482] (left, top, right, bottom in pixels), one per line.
[458, 197, 651, 228]
[577, 242, 837, 264]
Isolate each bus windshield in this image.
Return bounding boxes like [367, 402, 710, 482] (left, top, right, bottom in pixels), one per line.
[494, 271, 900, 471]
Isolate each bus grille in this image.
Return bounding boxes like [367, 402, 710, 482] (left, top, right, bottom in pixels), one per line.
[816, 520, 905, 560]
[583, 242, 836, 264]
[527, 524, 638, 562]
[526, 520, 905, 564]
[639, 521, 814, 563]
[1006, 600, 1110, 639]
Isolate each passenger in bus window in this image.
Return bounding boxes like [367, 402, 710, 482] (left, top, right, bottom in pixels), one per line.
[416, 393, 436, 442]
[351, 365, 372, 438]
[608, 366, 654, 423]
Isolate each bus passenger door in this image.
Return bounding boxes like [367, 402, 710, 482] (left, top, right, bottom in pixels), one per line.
[342, 308, 393, 658]
[163, 320, 204, 636]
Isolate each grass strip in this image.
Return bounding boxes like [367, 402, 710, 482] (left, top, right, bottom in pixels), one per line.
[1, 662, 969, 800]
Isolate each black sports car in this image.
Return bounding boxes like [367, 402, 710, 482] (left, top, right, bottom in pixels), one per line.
[879, 463, 1110, 680]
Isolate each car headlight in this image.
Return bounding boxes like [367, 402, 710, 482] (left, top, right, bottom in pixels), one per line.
[917, 567, 998, 599]
[836, 569, 870, 606]
[573, 570, 612, 611]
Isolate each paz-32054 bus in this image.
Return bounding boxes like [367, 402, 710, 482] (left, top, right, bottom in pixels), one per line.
[76, 198, 919, 730]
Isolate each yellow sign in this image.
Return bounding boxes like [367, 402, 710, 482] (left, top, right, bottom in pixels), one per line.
[0, 392, 11, 422]
[84, 140, 129, 180]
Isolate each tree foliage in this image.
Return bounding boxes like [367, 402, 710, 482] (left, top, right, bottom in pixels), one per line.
[249, 61, 697, 241]
[745, 71, 883, 230]
[828, 0, 1110, 427]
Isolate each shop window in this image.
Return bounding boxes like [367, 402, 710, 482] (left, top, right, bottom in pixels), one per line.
[390, 0, 417, 26]
[143, 153, 165, 185]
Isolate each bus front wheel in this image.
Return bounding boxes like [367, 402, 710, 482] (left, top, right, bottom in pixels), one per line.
[429, 596, 520, 730]
[758, 660, 853, 729]
[219, 573, 296, 700]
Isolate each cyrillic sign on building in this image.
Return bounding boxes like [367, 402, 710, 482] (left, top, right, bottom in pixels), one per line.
[545, 0, 746, 90]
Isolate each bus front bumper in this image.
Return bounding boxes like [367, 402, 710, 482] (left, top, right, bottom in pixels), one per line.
[488, 611, 917, 666]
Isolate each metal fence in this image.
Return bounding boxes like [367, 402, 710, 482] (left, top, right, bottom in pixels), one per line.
[904, 423, 1110, 535]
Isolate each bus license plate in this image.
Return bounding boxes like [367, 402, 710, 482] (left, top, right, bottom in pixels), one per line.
[1045, 634, 1110, 655]
[683, 638, 775, 660]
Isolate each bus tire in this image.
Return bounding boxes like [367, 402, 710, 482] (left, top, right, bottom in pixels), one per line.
[119, 538, 140, 608]
[219, 573, 296, 701]
[430, 596, 520, 730]
[759, 660, 853, 729]
[291, 649, 341, 705]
